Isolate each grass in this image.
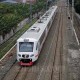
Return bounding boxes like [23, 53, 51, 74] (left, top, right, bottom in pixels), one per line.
[0, 19, 37, 59]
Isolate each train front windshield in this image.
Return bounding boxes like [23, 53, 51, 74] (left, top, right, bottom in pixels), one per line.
[19, 42, 34, 52]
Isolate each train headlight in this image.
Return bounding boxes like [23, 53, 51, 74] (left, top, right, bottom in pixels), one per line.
[18, 54, 21, 57]
[30, 54, 34, 57]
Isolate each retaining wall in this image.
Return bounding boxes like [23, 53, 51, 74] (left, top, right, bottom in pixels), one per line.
[0, 12, 43, 45]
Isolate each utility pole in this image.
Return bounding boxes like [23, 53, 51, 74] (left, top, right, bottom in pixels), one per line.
[30, 0, 32, 25]
[72, 0, 74, 27]
[46, 0, 48, 11]
[71, 0, 79, 45]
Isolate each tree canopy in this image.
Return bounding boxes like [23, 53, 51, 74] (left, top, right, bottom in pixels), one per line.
[0, 1, 46, 35]
[69, 0, 80, 14]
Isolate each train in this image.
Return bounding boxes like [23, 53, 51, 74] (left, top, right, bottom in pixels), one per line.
[17, 6, 58, 66]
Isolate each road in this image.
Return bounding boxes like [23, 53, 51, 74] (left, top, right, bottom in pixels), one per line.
[0, 0, 80, 80]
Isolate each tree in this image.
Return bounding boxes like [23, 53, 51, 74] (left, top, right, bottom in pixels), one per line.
[74, 0, 80, 14]
[69, 0, 80, 14]
[0, 2, 46, 35]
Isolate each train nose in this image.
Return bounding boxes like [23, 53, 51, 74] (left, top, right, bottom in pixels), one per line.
[19, 59, 33, 66]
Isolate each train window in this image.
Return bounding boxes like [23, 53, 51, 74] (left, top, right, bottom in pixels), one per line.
[36, 43, 39, 50]
[47, 21, 51, 29]
[19, 42, 34, 52]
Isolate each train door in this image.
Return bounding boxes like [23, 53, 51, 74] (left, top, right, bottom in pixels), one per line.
[46, 27, 48, 36]
[36, 42, 40, 53]
[35, 42, 40, 58]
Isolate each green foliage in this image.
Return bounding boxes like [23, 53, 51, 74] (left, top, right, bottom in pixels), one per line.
[74, 0, 80, 14]
[69, 0, 80, 14]
[0, 1, 45, 35]
[69, 0, 72, 4]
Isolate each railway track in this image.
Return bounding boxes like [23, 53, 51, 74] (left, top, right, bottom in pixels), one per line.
[0, 0, 68, 80]
[51, 2, 63, 80]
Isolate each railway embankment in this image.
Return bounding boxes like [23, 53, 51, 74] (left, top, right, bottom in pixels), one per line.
[66, 9, 80, 80]
[75, 13, 80, 23]
[76, 13, 80, 18]
[74, 12, 80, 44]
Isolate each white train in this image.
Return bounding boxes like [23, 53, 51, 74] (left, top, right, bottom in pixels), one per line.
[17, 6, 57, 66]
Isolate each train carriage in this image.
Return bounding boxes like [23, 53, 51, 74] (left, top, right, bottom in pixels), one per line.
[17, 6, 58, 66]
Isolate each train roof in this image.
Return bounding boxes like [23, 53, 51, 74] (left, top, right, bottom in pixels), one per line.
[17, 6, 57, 42]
